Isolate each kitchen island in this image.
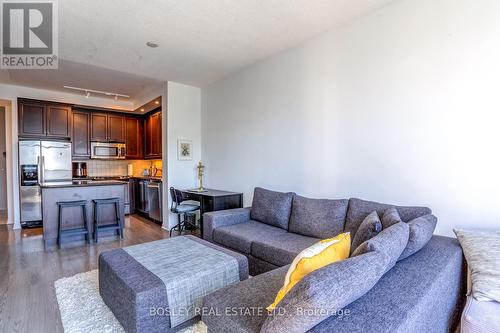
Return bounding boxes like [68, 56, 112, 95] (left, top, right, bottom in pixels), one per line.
[41, 180, 128, 246]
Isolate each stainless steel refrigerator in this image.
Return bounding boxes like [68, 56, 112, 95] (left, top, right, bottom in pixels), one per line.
[19, 140, 72, 227]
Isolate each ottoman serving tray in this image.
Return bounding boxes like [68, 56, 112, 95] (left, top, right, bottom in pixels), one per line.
[99, 235, 249, 333]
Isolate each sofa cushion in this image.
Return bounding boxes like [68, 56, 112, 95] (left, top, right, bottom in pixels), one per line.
[399, 214, 437, 260]
[251, 187, 294, 230]
[350, 211, 382, 254]
[381, 207, 402, 229]
[202, 265, 289, 333]
[260, 250, 390, 333]
[251, 232, 320, 267]
[213, 220, 286, 254]
[288, 195, 348, 238]
[345, 198, 431, 235]
[352, 222, 410, 272]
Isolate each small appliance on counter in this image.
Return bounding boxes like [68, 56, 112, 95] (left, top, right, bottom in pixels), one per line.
[72, 162, 88, 178]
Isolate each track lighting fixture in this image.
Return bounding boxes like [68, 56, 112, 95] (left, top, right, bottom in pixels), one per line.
[63, 86, 130, 100]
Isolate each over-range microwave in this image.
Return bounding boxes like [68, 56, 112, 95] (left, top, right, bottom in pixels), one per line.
[91, 142, 126, 159]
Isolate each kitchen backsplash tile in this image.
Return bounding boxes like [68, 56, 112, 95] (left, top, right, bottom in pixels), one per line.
[80, 159, 162, 177]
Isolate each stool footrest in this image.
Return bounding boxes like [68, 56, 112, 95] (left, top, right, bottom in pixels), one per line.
[96, 224, 121, 230]
[60, 227, 89, 235]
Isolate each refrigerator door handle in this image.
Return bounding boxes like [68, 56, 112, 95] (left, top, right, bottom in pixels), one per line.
[37, 156, 41, 184]
[41, 156, 45, 183]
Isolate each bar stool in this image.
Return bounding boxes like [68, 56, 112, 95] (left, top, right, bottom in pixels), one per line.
[57, 200, 90, 248]
[93, 198, 123, 243]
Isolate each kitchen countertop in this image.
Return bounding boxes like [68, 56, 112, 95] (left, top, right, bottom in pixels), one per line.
[132, 176, 162, 181]
[73, 176, 162, 182]
[40, 180, 128, 188]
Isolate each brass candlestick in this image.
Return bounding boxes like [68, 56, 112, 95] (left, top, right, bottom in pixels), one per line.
[197, 161, 205, 192]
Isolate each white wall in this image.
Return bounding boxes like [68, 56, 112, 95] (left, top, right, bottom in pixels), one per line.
[166, 82, 202, 229]
[0, 83, 136, 228]
[202, 0, 500, 236]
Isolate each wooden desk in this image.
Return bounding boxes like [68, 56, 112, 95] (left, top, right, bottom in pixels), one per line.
[181, 189, 243, 238]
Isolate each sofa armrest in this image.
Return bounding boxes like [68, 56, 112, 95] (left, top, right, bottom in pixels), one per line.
[203, 207, 251, 242]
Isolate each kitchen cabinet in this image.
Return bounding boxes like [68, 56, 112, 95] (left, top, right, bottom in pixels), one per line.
[128, 179, 135, 214]
[18, 98, 162, 161]
[72, 110, 91, 159]
[18, 101, 45, 137]
[125, 117, 143, 159]
[90, 114, 107, 141]
[90, 113, 125, 142]
[124, 179, 135, 215]
[135, 179, 149, 214]
[144, 115, 152, 157]
[46, 105, 72, 138]
[18, 99, 72, 139]
[107, 115, 125, 142]
[144, 110, 162, 159]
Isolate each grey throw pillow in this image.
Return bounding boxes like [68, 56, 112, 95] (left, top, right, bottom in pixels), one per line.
[250, 187, 294, 230]
[352, 222, 409, 272]
[344, 198, 431, 235]
[260, 251, 389, 333]
[288, 195, 348, 239]
[381, 207, 402, 229]
[454, 229, 500, 302]
[350, 211, 382, 254]
[398, 214, 437, 260]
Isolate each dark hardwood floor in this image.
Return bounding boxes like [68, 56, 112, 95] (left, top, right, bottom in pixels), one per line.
[0, 215, 183, 333]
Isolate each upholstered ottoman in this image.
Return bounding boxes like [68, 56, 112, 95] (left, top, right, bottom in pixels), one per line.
[99, 235, 249, 333]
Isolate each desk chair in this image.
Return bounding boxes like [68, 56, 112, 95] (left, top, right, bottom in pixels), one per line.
[169, 187, 200, 237]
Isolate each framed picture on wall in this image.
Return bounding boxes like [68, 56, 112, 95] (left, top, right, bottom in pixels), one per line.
[177, 140, 193, 160]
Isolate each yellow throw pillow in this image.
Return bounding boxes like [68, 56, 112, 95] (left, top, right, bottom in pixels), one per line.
[267, 232, 351, 311]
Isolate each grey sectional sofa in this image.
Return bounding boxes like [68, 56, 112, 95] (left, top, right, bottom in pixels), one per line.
[202, 188, 466, 332]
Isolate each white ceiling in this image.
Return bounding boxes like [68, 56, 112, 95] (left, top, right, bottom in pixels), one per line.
[2, 60, 163, 101]
[1, 0, 395, 99]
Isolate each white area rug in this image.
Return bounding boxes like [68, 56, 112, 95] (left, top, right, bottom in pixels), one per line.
[54, 270, 207, 333]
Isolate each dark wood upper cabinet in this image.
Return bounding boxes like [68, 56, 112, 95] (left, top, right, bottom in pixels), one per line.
[18, 98, 162, 161]
[151, 112, 162, 156]
[46, 105, 72, 138]
[144, 111, 162, 159]
[107, 115, 125, 142]
[90, 114, 108, 142]
[90, 113, 125, 143]
[144, 115, 152, 157]
[72, 111, 91, 159]
[18, 99, 72, 139]
[125, 117, 143, 159]
[18, 101, 45, 137]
